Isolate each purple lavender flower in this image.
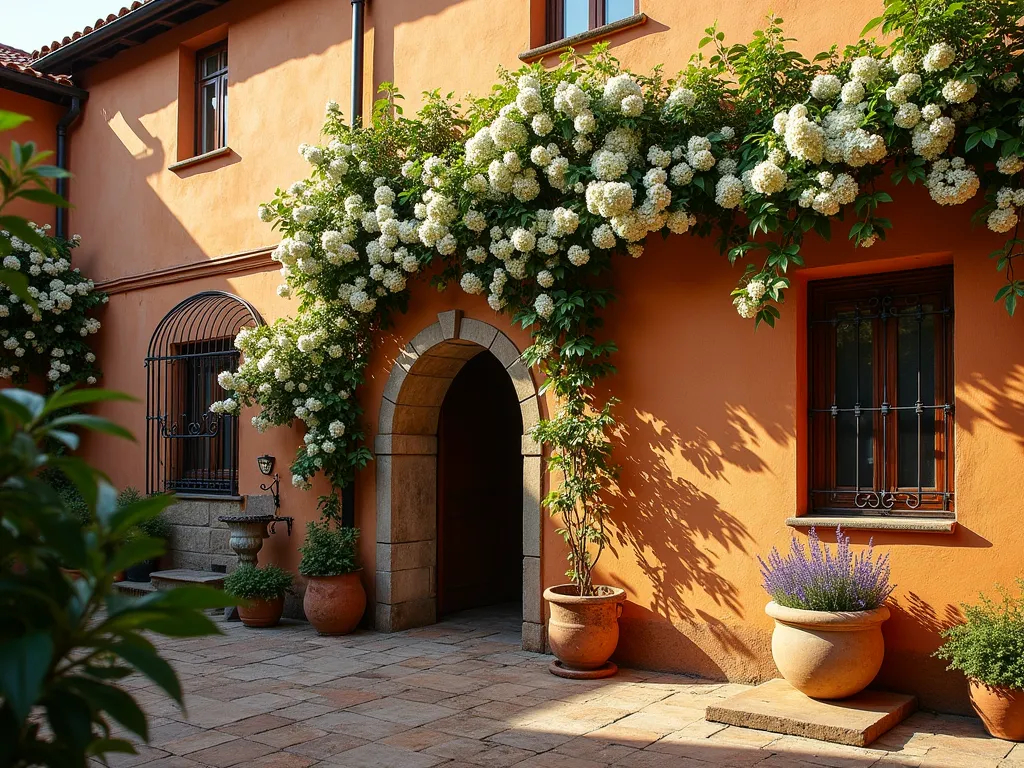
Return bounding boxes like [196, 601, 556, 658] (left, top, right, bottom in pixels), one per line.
[758, 527, 894, 611]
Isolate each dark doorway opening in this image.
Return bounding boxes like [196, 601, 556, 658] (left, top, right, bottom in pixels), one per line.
[437, 350, 523, 617]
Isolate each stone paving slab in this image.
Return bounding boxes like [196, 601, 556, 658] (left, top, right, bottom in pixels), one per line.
[705, 678, 918, 747]
[90, 608, 1016, 768]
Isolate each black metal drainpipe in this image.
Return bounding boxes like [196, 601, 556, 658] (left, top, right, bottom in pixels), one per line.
[55, 96, 82, 239]
[350, 0, 365, 128]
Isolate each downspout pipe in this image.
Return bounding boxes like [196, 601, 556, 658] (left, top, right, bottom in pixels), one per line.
[350, 0, 365, 128]
[55, 96, 82, 239]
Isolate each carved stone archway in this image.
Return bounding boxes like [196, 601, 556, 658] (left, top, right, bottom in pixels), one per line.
[374, 310, 545, 651]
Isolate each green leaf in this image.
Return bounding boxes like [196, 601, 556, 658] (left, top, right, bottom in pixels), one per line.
[0, 111, 31, 132]
[45, 414, 136, 442]
[16, 188, 69, 207]
[1006, 292, 1018, 316]
[66, 677, 149, 740]
[0, 269, 34, 307]
[2, 389, 45, 422]
[109, 639, 183, 705]
[0, 632, 53, 722]
[42, 388, 135, 416]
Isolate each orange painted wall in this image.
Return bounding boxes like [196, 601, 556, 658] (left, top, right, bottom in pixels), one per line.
[64, 0, 1024, 713]
[0, 89, 61, 228]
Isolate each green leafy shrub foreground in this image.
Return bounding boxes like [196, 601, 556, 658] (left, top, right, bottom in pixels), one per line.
[935, 580, 1024, 691]
[212, 0, 1024, 594]
[297, 522, 359, 577]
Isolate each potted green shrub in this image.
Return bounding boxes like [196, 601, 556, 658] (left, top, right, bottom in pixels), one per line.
[123, 488, 170, 582]
[935, 580, 1024, 741]
[534, 402, 627, 680]
[759, 527, 894, 699]
[224, 564, 294, 628]
[298, 522, 365, 635]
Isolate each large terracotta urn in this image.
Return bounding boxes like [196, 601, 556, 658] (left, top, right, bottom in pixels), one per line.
[544, 584, 626, 679]
[969, 680, 1024, 741]
[766, 601, 890, 699]
[238, 596, 285, 628]
[303, 570, 366, 635]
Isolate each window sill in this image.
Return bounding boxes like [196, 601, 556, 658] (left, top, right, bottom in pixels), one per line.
[786, 515, 957, 534]
[173, 493, 244, 502]
[168, 145, 233, 173]
[519, 13, 648, 62]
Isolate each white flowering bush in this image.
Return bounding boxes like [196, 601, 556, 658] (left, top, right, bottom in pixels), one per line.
[222, 1, 1024, 574]
[0, 226, 105, 387]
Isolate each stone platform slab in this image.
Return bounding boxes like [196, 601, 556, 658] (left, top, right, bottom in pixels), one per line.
[705, 678, 917, 746]
[149, 568, 225, 591]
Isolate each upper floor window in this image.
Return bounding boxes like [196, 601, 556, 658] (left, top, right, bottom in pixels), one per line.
[808, 267, 954, 518]
[547, 0, 635, 42]
[146, 292, 263, 497]
[196, 41, 228, 155]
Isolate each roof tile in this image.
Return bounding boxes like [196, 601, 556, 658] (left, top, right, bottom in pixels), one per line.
[32, 1, 155, 60]
[0, 43, 75, 87]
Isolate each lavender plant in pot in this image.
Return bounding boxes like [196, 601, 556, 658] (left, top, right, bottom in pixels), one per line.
[759, 527, 894, 699]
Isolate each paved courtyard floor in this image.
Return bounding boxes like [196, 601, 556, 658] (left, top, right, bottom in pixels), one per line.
[111, 607, 1023, 768]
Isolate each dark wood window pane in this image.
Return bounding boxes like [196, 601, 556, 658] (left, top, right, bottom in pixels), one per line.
[604, 0, 633, 23]
[200, 81, 218, 153]
[221, 73, 228, 145]
[897, 309, 936, 488]
[563, 0, 589, 37]
[203, 52, 221, 78]
[834, 316, 873, 488]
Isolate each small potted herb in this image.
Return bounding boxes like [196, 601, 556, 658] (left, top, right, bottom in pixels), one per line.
[759, 526, 894, 699]
[224, 564, 294, 628]
[298, 522, 365, 635]
[935, 580, 1024, 741]
[123, 488, 170, 582]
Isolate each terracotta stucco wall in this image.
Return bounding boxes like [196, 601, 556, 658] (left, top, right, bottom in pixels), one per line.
[66, 0, 1024, 713]
[0, 89, 62, 228]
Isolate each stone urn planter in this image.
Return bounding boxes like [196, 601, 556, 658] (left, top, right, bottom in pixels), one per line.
[303, 571, 366, 635]
[218, 514, 276, 565]
[766, 601, 890, 699]
[544, 584, 627, 679]
[238, 596, 286, 628]
[969, 680, 1024, 741]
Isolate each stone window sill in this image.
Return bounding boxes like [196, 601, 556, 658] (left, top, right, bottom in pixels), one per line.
[519, 13, 648, 62]
[168, 145, 232, 173]
[786, 515, 956, 534]
[174, 493, 244, 502]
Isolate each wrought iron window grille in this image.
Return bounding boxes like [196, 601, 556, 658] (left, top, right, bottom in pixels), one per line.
[146, 291, 264, 497]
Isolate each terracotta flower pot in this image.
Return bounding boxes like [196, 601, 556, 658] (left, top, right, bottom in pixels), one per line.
[544, 584, 627, 679]
[303, 570, 366, 635]
[766, 601, 890, 699]
[238, 595, 285, 628]
[969, 680, 1024, 741]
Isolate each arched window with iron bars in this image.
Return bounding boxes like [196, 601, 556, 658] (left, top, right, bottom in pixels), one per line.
[146, 291, 263, 497]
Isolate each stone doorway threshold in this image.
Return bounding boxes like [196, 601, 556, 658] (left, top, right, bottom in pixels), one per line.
[705, 678, 917, 747]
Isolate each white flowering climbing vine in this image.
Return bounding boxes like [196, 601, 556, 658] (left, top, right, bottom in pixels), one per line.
[0, 227, 105, 388]
[216, 0, 1024, 590]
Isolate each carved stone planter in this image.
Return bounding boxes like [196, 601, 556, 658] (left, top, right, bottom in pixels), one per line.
[218, 514, 275, 565]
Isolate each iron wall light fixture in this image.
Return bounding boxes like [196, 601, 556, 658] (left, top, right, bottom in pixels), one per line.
[257, 454, 281, 508]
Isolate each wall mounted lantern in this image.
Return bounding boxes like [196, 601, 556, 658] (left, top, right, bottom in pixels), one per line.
[257, 454, 280, 509]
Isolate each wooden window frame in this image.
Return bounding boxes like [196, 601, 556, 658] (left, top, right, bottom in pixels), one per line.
[546, 0, 636, 43]
[194, 41, 228, 156]
[808, 267, 954, 519]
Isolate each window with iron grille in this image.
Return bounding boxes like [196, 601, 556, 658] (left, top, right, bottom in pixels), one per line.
[808, 267, 954, 518]
[547, 0, 635, 42]
[195, 41, 228, 155]
[146, 292, 263, 497]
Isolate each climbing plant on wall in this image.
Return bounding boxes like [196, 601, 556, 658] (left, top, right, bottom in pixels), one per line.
[216, 0, 1024, 593]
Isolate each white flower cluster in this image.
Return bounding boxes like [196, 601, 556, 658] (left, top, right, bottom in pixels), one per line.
[988, 186, 1024, 234]
[926, 157, 980, 206]
[0, 227, 104, 387]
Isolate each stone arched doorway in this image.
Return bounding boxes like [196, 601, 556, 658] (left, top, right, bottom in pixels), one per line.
[374, 310, 545, 651]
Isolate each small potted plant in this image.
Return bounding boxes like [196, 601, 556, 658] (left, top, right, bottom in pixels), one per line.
[534, 402, 626, 680]
[759, 526, 894, 699]
[298, 521, 365, 635]
[935, 580, 1024, 741]
[124, 489, 170, 582]
[224, 564, 294, 628]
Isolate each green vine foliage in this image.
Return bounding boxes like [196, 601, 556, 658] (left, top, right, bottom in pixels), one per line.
[935, 580, 1024, 690]
[214, 0, 1024, 595]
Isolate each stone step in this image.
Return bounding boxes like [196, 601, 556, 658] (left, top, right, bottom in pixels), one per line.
[150, 569, 226, 591]
[705, 678, 917, 747]
[113, 580, 157, 597]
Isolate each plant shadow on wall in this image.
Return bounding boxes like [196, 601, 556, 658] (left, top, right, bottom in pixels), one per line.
[605, 402, 789, 659]
[956, 364, 1024, 452]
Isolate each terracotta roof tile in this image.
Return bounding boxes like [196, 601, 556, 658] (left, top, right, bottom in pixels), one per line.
[33, 1, 152, 59]
[0, 43, 75, 87]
